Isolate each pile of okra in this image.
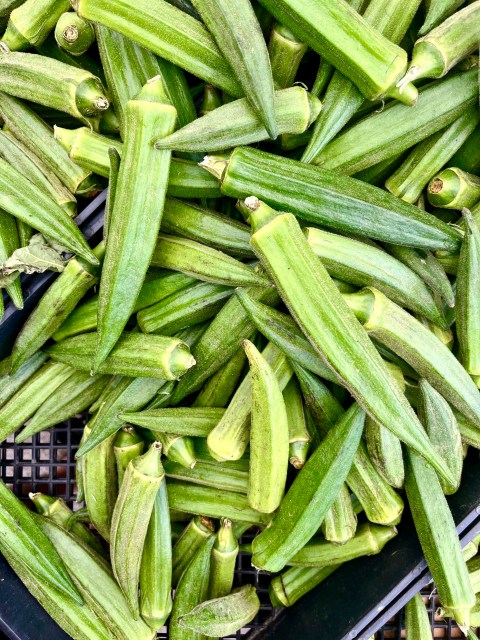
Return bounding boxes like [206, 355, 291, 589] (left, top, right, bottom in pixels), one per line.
[0, 0, 479, 637]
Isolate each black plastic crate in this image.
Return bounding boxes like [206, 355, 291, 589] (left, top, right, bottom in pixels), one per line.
[1, 191, 480, 640]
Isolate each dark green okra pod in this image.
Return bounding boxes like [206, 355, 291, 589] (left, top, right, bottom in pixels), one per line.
[172, 515, 215, 586]
[283, 377, 310, 469]
[428, 168, 480, 210]
[1, 0, 70, 50]
[209, 518, 239, 599]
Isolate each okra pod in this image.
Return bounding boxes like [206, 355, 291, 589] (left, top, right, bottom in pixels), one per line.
[399, 2, 480, 87]
[155, 87, 320, 152]
[113, 426, 145, 486]
[405, 594, 432, 639]
[0, 352, 47, 409]
[321, 484, 357, 545]
[151, 234, 270, 287]
[164, 459, 249, 494]
[317, 69, 479, 174]
[269, 565, 339, 608]
[245, 198, 454, 484]
[193, 347, 247, 409]
[450, 126, 480, 175]
[95, 79, 177, 367]
[55, 12, 95, 56]
[16, 371, 108, 442]
[1, 0, 70, 50]
[283, 377, 310, 469]
[385, 105, 480, 204]
[46, 332, 195, 380]
[305, 227, 445, 326]
[119, 407, 225, 437]
[74, 0, 242, 96]
[419, 0, 465, 35]
[268, 23, 308, 90]
[156, 432, 196, 468]
[405, 447, 475, 631]
[428, 168, 480, 210]
[200, 84, 222, 116]
[0, 209, 23, 309]
[209, 518, 238, 599]
[201, 147, 462, 251]
[172, 515, 215, 586]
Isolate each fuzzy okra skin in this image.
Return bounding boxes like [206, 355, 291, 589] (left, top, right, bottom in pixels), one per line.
[171, 515, 215, 587]
[114, 426, 145, 486]
[209, 518, 239, 599]
[164, 459, 249, 494]
[119, 407, 225, 437]
[251, 402, 365, 572]
[283, 377, 310, 469]
[95, 79, 177, 369]
[202, 147, 462, 252]
[405, 594, 432, 639]
[1, 0, 70, 50]
[428, 168, 480, 210]
[111, 442, 164, 618]
[55, 12, 96, 56]
[154, 87, 320, 152]
[268, 23, 308, 90]
[245, 198, 455, 485]
[74, 0, 242, 96]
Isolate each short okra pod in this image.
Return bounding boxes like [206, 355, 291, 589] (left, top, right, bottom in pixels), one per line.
[55, 12, 95, 56]
[283, 377, 310, 469]
[111, 442, 164, 617]
[113, 426, 145, 486]
[178, 584, 260, 637]
[119, 407, 225, 437]
[156, 432, 196, 469]
[172, 515, 215, 586]
[45, 332, 195, 380]
[405, 594, 432, 639]
[209, 518, 239, 599]
[268, 23, 308, 89]
[244, 339, 289, 513]
[1, 0, 70, 50]
[154, 87, 321, 152]
[428, 168, 480, 210]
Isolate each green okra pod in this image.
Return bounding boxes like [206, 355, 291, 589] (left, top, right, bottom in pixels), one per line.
[202, 147, 462, 251]
[316, 69, 479, 175]
[95, 79, 177, 368]
[405, 594, 432, 639]
[164, 459, 249, 494]
[114, 426, 145, 486]
[405, 447, 475, 631]
[111, 442, 164, 617]
[428, 168, 480, 210]
[46, 332, 195, 380]
[251, 402, 365, 572]
[385, 106, 480, 204]
[0, 480, 82, 604]
[172, 515, 215, 586]
[10, 258, 98, 372]
[82, 425, 118, 541]
[151, 234, 271, 287]
[0, 52, 109, 122]
[321, 484, 357, 544]
[305, 227, 446, 326]
[207, 341, 293, 461]
[193, 347, 247, 409]
[16, 371, 108, 442]
[154, 87, 321, 152]
[268, 23, 308, 90]
[283, 377, 310, 469]
[156, 432, 196, 468]
[35, 515, 155, 640]
[419, 0, 464, 35]
[200, 84, 222, 116]
[450, 126, 480, 176]
[0, 209, 23, 309]
[269, 565, 339, 608]
[119, 407, 225, 437]
[1, 0, 70, 50]
[209, 518, 238, 599]
[74, 0, 241, 96]
[244, 339, 289, 513]
[178, 584, 260, 637]
[55, 12, 95, 56]
[399, 1, 480, 87]
[0, 352, 47, 409]
[245, 197, 454, 484]
[418, 379, 463, 495]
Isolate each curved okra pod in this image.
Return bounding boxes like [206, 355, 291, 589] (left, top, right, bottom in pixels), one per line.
[151, 234, 271, 287]
[119, 407, 225, 437]
[245, 197, 455, 485]
[139, 476, 172, 629]
[244, 339, 289, 513]
[428, 168, 480, 210]
[251, 402, 365, 572]
[0, 158, 98, 264]
[154, 87, 321, 152]
[16, 371, 108, 442]
[113, 426, 145, 486]
[418, 379, 463, 495]
[268, 23, 308, 90]
[10, 258, 98, 372]
[283, 377, 310, 469]
[1, 0, 70, 50]
[209, 518, 239, 599]
[193, 347, 247, 408]
[172, 515, 215, 586]
[0, 210, 23, 309]
[55, 12, 95, 57]
[201, 147, 462, 251]
[0, 481, 82, 603]
[82, 424, 118, 541]
[46, 332, 195, 380]
[0, 52, 109, 122]
[95, 79, 177, 368]
[398, 1, 480, 88]
[111, 442, 164, 617]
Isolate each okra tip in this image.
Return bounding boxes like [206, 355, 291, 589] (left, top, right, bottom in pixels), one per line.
[199, 155, 230, 181]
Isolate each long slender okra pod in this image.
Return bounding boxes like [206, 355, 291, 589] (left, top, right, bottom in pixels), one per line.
[172, 515, 215, 586]
[190, 0, 277, 138]
[202, 147, 462, 251]
[74, 0, 242, 96]
[119, 407, 225, 437]
[164, 459, 249, 494]
[405, 447, 475, 631]
[0, 352, 47, 409]
[193, 347, 248, 408]
[283, 377, 310, 469]
[244, 197, 454, 484]
[95, 79, 177, 368]
[113, 426, 145, 486]
[154, 87, 321, 152]
[428, 168, 480, 210]
[268, 23, 308, 90]
[111, 442, 164, 617]
[55, 12, 95, 56]
[1, 0, 70, 50]
[0, 210, 23, 309]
